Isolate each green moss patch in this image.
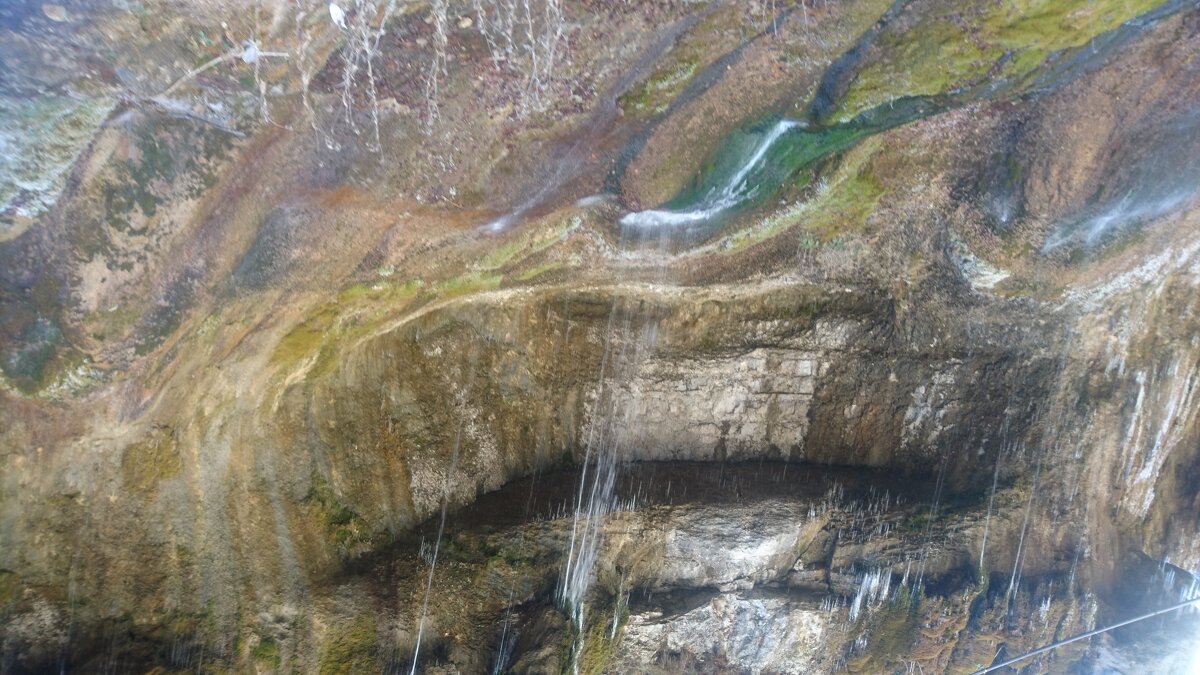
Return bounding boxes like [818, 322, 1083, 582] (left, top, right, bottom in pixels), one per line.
[834, 0, 1171, 121]
[271, 307, 338, 368]
[517, 261, 564, 281]
[252, 636, 282, 668]
[338, 278, 424, 305]
[620, 59, 699, 117]
[0, 570, 18, 608]
[319, 616, 378, 675]
[714, 136, 884, 253]
[477, 216, 575, 272]
[571, 596, 628, 675]
[101, 116, 234, 235]
[846, 598, 920, 673]
[271, 280, 424, 381]
[0, 95, 114, 228]
[429, 271, 502, 299]
[0, 315, 79, 395]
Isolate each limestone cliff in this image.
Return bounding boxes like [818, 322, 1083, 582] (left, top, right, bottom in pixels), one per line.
[2, 0, 1200, 672]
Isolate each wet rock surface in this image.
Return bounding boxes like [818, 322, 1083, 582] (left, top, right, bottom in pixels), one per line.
[2, 0, 1200, 673]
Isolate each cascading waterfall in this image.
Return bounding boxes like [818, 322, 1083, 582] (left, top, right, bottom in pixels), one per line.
[576, 126, 820, 622]
[559, 302, 661, 672]
[620, 119, 801, 229]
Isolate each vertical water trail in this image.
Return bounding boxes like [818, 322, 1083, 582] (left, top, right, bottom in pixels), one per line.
[561, 301, 619, 569]
[492, 605, 518, 675]
[562, 306, 643, 672]
[409, 354, 478, 674]
[979, 395, 1021, 575]
[489, 297, 583, 667]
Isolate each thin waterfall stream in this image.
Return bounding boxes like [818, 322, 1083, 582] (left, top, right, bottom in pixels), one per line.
[558, 226, 672, 672]
[619, 119, 802, 229]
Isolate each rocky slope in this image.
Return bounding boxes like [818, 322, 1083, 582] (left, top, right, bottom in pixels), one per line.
[3, 0, 1200, 672]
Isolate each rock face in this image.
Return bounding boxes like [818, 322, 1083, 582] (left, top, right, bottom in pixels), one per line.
[615, 594, 830, 675]
[650, 501, 817, 589]
[2, 0, 1200, 673]
[621, 348, 821, 461]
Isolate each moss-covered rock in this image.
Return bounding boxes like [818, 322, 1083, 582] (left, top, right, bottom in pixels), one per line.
[306, 472, 378, 560]
[833, 0, 1173, 122]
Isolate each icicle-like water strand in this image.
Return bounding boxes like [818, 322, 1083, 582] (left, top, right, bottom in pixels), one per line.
[559, 301, 623, 616]
[910, 446, 952, 603]
[849, 567, 894, 623]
